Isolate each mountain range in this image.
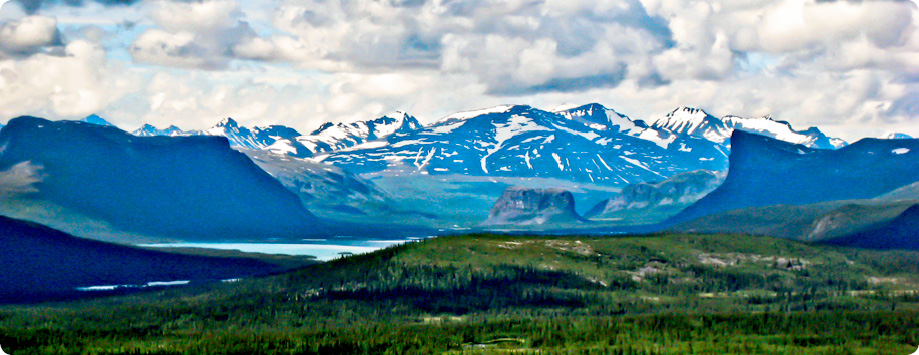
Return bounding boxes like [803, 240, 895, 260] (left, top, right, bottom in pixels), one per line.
[5, 104, 917, 238]
[132, 112, 424, 159]
[129, 103, 843, 186]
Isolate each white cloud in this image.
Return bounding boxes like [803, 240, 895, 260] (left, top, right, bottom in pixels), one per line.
[0, 15, 61, 57]
[149, 0, 240, 33]
[129, 0, 259, 69]
[1, 0, 917, 142]
[0, 39, 137, 119]
[130, 29, 222, 69]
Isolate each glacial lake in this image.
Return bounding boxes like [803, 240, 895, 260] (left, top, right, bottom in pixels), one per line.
[139, 238, 423, 261]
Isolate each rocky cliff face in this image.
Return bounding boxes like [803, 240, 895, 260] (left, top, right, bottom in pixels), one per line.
[482, 187, 585, 226]
[586, 170, 724, 219]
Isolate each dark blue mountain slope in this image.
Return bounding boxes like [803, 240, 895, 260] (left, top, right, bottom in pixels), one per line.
[668, 130, 919, 225]
[0, 215, 281, 303]
[0, 117, 325, 240]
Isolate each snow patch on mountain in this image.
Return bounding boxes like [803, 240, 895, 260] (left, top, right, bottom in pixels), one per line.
[481, 114, 551, 174]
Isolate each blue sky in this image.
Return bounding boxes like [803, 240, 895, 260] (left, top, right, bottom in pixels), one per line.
[0, 0, 917, 141]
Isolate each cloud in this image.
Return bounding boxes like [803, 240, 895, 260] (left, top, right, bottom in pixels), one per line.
[130, 29, 226, 69]
[129, 0, 259, 69]
[0, 38, 138, 118]
[0, 15, 62, 57]
[115, 0, 919, 110]
[15, 0, 140, 14]
[3, 0, 919, 141]
[264, 0, 671, 95]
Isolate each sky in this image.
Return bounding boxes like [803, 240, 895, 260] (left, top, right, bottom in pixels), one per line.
[0, 0, 918, 141]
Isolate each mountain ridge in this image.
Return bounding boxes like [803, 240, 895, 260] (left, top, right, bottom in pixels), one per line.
[668, 130, 919, 225]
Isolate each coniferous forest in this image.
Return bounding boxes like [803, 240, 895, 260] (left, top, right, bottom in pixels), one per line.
[1, 233, 918, 354]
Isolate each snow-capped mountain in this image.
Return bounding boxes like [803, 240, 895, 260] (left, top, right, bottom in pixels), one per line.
[131, 112, 422, 158]
[315, 104, 729, 184]
[650, 107, 845, 149]
[200, 117, 302, 150]
[126, 104, 847, 187]
[294, 111, 423, 155]
[553, 103, 647, 135]
[132, 117, 314, 157]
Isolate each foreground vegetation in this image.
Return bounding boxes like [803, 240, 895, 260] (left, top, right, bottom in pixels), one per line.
[2, 233, 919, 354]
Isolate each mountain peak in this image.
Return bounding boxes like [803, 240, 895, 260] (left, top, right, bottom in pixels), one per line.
[658, 107, 719, 125]
[386, 110, 410, 119]
[482, 187, 585, 226]
[81, 114, 115, 127]
[573, 102, 606, 110]
[554, 103, 608, 115]
[215, 117, 239, 128]
[311, 122, 335, 135]
[553, 103, 643, 133]
[378, 110, 416, 123]
[669, 106, 711, 117]
[361, 112, 423, 139]
[297, 112, 425, 155]
[650, 106, 727, 142]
